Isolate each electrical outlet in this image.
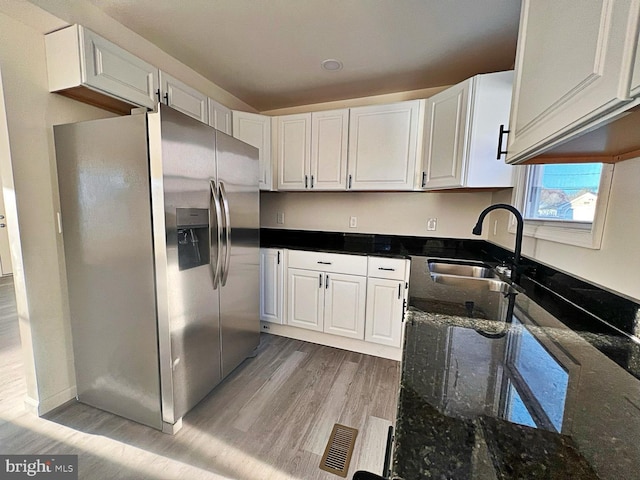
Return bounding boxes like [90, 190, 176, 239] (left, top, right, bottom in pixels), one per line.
[427, 218, 437, 231]
[276, 212, 285, 225]
[349, 216, 357, 228]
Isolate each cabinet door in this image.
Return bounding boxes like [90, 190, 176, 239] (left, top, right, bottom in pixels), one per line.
[80, 26, 158, 109]
[310, 109, 349, 190]
[287, 268, 324, 332]
[365, 278, 404, 347]
[323, 273, 366, 340]
[277, 114, 311, 190]
[260, 249, 283, 324]
[422, 80, 470, 189]
[159, 71, 208, 123]
[347, 100, 420, 190]
[208, 98, 232, 135]
[506, 0, 640, 164]
[233, 112, 273, 191]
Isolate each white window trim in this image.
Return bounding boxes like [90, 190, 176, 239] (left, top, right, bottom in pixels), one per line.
[509, 163, 614, 250]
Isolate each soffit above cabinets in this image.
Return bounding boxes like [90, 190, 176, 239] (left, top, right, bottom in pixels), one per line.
[34, 0, 521, 111]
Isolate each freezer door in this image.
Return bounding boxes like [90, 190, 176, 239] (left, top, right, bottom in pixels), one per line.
[149, 105, 223, 424]
[54, 115, 163, 430]
[216, 131, 261, 377]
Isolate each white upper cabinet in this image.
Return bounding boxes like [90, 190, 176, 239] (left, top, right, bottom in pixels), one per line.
[45, 25, 159, 113]
[421, 71, 515, 189]
[208, 98, 232, 135]
[277, 109, 349, 191]
[505, 0, 640, 164]
[277, 114, 312, 190]
[232, 112, 273, 190]
[311, 109, 349, 190]
[347, 100, 422, 190]
[159, 71, 208, 123]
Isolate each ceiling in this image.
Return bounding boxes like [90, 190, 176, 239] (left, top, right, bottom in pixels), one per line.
[84, 0, 522, 111]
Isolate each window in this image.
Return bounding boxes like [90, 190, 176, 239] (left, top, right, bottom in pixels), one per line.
[524, 164, 603, 223]
[512, 162, 614, 249]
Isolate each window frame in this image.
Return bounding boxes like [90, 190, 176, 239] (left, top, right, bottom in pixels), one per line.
[510, 163, 614, 249]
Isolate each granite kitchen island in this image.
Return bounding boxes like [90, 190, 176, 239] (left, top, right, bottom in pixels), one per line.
[392, 297, 640, 480]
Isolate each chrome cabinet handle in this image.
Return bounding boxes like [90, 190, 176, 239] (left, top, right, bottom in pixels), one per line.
[398, 283, 402, 299]
[378, 267, 395, 271]
[305, 175, 309, 188]
[317, 261, 332, 265]
[310, 175, 314, 188]
[219, 181, 232, 287]
[319, 273, 323, 288]
[210, 180, 223, 289]
[348, 174, 352, 189]
[277, 251, 280, 264]
[422, 172, 426, 188]
[325, 274, 329, 289]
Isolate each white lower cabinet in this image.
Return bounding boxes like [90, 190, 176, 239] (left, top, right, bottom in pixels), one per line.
[260, 248, 284, 324]
[287, 268, 325, 332]
[365, 278, 404, 348]
[287, 268, 366, 339]
[324, 273, 367, 339]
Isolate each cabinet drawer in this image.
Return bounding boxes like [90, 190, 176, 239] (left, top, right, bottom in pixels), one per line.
[368, 257, 407, 280]
[287, 250, 367, 276]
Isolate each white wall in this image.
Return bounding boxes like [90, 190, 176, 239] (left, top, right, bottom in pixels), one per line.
[488, 158, 640, 303]
[261, 191, 493, 238]
[0, 2, 255, 413]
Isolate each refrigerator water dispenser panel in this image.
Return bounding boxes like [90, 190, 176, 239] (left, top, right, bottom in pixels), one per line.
[176, 208, 210, 271]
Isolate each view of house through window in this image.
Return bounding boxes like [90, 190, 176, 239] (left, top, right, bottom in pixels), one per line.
[524, 163, 604, 223]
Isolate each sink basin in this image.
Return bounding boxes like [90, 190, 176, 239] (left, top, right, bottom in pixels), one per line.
[427, 260, 496, 279]
[429, 273, 515, 294]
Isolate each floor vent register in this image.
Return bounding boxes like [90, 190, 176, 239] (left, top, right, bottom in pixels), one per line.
[319, 423, 358, 477]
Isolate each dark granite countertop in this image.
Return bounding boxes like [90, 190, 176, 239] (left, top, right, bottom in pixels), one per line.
[392, 299, 640, 479]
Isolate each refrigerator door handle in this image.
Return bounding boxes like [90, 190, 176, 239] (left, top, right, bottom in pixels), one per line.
[210, 180, 223, 289]
[219, 181, 232, 287]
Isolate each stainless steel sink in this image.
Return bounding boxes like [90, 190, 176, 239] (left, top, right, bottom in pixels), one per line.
[427, 260, 496, 279]
[429, 273, 516, 294]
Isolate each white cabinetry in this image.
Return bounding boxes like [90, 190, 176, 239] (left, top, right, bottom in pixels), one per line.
[233, 112, 273, 190]
[311, 109, 349, 190]
[277, 114, 312, 190]
[365, 257, 408, 348]
[159, 71, 208, 123]
[277, 109, 349, 191]
[208, 98, 232, 135]
[505, 0, 640, 164]
[286, 250, 367, 339]
[260, 248, 284, 324]
[45, 24, 159, 114]
[347, 100, 422, 190]
[421, 71, 514, 189]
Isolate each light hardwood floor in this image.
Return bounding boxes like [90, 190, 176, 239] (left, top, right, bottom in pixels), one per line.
[0, 276, 400, 479]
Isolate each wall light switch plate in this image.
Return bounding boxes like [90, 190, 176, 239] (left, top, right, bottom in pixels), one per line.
[276, 212, 285, 225]
[349, 216, 357, 228]
[427, 218, 437, 231]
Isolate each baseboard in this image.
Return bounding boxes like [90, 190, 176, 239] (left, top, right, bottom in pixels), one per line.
[35, 385, 77, 416]
[262, 322, 402, 361]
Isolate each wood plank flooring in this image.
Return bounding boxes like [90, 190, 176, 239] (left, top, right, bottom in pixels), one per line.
[0, 276, 400, 479]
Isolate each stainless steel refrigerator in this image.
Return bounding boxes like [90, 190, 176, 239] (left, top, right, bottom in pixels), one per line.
[54, 104, 260, 433]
